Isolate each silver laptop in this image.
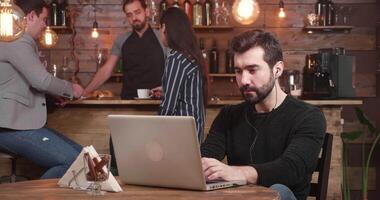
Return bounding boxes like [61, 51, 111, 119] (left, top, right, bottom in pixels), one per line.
[108, 115, 246, 190]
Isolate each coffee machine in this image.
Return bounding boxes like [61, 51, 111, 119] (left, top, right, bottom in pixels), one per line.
[302, 48, 356, 99]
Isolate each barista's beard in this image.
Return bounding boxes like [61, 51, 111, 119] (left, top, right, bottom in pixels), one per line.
[240, 74, 275, 104]
[132, 20, 147, 32]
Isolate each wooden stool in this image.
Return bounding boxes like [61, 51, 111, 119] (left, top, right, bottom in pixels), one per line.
[0, 151, 28, 183]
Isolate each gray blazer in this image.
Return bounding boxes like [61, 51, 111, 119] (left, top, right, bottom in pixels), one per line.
[0, 33, 73, 130]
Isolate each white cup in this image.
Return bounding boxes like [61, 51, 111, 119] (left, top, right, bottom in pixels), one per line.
[137, 89, 150, 98]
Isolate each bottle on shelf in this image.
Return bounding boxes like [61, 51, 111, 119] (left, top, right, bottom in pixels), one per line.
[193, 0, 203, 26]
[225, 40, 234, 73]
[148, 0, 160, 27]
[199, 37, 209, 70]
[172, 0, 180, 8]
[326, 0, 335, 25]
[316, 0, 336, 26]
[183, 0, 193, 24]
[203, 0, 212, 26]
[50, 0, 59, 26]
[58, 0, 68, 27]
[114, 59, 123, 73]
[209, 39, 219, 73]
[160, 0, 168, 17]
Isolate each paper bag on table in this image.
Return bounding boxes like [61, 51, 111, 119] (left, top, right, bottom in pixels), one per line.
[58, 145, 122, 192]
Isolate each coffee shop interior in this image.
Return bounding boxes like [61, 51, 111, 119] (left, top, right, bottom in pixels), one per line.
[0, 0, 379, 199]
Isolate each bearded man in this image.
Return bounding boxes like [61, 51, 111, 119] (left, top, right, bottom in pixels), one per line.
[200, 30, 326, 200]
[84, 0, 166, 99]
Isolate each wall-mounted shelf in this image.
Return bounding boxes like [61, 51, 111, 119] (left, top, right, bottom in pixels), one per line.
[51, 26, 72, 34]
[303, 25, 353, 33]
[209, 73, 235, 82]
[151, 25, 233, 31]
[209, 73, 235, 77]
[193, 25, 234, 32]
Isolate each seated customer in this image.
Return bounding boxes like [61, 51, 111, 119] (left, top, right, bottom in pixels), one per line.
[0, 0, 83, 179]
[201, 30, 326, 200]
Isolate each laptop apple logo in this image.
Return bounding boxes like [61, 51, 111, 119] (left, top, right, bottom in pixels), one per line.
[145, 140, 164, 162]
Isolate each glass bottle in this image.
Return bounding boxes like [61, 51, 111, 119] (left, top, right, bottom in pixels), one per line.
[225, 40, 234, 73]
[172, 0, 180, 8]
[315, 0, 327, 26]
[203, 0, 212, 26]
[183, 0, 193, 24]
[221, 1, 230, 25]
[58, 0, 68, 27]
[50, 0, 59, 26]
[160, 0, 168, 17]
[209, 39, 219, 73]
[148, 0, 160, 26]
[199, 38, 209, 70]
[326, 0, 335, 25]
[193, 0, 203, 26]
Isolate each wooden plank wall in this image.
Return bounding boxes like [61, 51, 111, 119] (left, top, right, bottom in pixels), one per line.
[42, 0, 378, 98]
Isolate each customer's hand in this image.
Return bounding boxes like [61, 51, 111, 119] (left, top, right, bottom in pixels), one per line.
[150, 86, 163, 99]
[72, 83, 84, 99]
[202, 157, 249, 183]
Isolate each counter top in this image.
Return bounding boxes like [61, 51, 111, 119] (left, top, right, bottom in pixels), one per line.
[68, 98, 363, 106]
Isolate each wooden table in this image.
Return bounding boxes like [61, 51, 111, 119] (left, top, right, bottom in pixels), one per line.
[0, 179, 279, 200]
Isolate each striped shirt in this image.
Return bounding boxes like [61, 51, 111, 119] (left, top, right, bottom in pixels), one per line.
[159, 49, 205, 142]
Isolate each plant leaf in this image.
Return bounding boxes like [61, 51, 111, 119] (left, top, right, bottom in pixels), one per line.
[355, 107, 377, 134]
[341, 131, 363, 141]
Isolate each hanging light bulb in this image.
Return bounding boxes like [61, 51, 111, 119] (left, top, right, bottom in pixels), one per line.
[232, 0, 260, 25]
[91, 21, 99, 38]
[39, 26, 58, 48]
[0, 0, 26, 42]
[278, 0, 286, 18]
[91, 0, 99, 39]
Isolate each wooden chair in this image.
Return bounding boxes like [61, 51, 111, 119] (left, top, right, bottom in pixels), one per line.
[309, 133, 333, 200]
[0, 150, 28, 183]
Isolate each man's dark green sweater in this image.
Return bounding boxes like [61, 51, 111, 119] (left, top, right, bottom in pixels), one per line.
[201, 95, 326, 200]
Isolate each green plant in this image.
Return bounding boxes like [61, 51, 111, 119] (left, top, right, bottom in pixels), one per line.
[341, 107, 380, 200]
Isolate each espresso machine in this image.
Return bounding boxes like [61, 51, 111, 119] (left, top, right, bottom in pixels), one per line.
[302, 48, 356, 99]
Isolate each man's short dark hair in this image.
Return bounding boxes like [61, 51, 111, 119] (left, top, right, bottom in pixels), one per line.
[122, 0, 147, 12]
[15, 0, 48, 16]
[231, 30, 283, 68]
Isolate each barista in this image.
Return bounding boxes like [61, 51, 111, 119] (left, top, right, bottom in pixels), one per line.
[83, 0, 166, 99]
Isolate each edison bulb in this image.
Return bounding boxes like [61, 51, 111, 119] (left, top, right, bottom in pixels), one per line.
[91, 21, 99, 38]
[278, 8, 286, 18]
[0, 0, 26, 42]
[232, 0, 260, 25]
[91, 28, 99, 38]
[39, 26, 58, 48]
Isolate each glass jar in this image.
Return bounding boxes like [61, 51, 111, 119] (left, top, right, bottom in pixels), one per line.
[288, 70, 302, 97]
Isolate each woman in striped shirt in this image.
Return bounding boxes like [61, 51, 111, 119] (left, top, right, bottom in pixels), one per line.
[151, 7, 208, 143]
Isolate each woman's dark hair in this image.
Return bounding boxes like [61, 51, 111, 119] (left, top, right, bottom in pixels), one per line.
[122, 0, 147, 12]
[160, 7, 208, 104]
[231, 29, 283, 68]
[15, 0, 48, 16]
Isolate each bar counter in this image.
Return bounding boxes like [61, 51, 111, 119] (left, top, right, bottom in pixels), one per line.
[68, 98, 362, 106]
[47, 97, 362, 154]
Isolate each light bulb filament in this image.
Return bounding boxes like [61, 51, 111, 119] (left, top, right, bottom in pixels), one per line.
[278, 8, 286, 18]
[237, 0, 254, 19]
[45, 31, 52, 45]
[91, 28, 99, 38]
[0, 7, 13, 36]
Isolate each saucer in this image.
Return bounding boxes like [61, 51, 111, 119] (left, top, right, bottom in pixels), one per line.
[134, 97, 152, 100]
